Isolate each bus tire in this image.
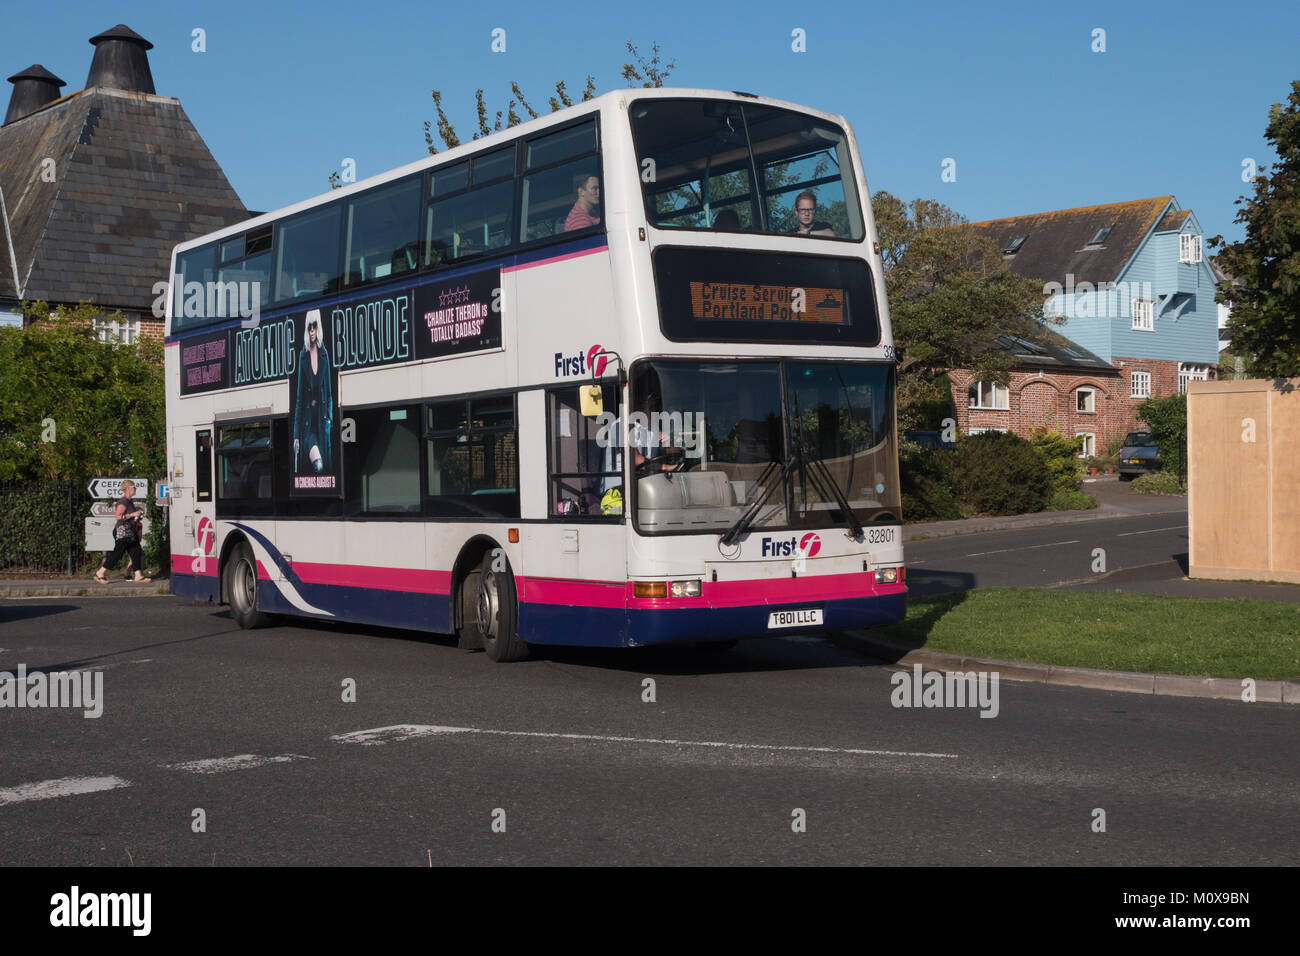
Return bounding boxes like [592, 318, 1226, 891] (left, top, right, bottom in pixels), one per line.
[476, 552, 528, 663]
[225, 541, 270, 630]
[457, 567, 484, 651]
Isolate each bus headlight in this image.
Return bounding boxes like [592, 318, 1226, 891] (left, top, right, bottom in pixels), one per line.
[874, 567, 905, 585]
[633, 580, 703, 599]
[670, 579, 702, 598]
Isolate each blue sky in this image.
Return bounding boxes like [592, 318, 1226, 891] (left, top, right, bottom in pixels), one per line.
[5, 0, 1296, 243]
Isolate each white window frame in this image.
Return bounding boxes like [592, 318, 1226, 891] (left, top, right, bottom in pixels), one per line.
[1131, 298, 1154, 331]
[1130, 370, 1151, 399]
[93, 314, 140, 345]
[967, 426, 1009, 436]
[968, 380, 1009, 410]
[1178, 363, 1209, 393]
[1075, 432, 1096, 458]
[1075, 387, 1096, 414]
[1179, 233, 1203, 264]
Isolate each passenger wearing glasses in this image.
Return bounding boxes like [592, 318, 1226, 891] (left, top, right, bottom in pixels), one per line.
[790, 190, 835, 237]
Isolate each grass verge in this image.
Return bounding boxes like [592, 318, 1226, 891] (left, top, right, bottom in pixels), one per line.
[872, 588, 1300, 679]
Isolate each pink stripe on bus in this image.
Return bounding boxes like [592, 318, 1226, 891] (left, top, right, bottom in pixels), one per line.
[290, 562, 452, 594]
[501, 245, 605, 273]
[518, 576, 626, 608]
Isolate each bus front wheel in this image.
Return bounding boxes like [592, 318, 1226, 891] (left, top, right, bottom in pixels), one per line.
[476, 553, 528, 662]
[225, 541, 270, 630]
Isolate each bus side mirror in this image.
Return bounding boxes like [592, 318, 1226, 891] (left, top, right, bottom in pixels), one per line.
[580, 385, 604, 418]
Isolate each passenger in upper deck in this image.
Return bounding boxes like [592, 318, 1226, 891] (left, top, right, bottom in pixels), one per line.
[564, 174, 602, 232]
[790, 190, 835, 237]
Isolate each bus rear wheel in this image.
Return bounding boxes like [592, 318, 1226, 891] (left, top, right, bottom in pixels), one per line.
[225, 541, 270, 629]
[475, 552, 528, 662]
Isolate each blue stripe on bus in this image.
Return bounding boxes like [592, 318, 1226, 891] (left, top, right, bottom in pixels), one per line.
[164, 232, 610, 344]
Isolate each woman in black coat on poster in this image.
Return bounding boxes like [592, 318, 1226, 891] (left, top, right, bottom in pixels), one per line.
[294, 310, 333, 476]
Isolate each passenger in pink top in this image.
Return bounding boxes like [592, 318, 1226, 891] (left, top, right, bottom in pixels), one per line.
[564, 174, 601, 231]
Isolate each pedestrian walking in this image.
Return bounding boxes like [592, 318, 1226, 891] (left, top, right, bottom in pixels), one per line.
[94, 480, 151, 583]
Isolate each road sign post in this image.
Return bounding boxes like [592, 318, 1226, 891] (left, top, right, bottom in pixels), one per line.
[87, 477, 149, 499]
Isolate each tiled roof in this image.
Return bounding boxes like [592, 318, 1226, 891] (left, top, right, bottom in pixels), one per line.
[0, 86, 248, 308]
[967, 196, 1175, 286]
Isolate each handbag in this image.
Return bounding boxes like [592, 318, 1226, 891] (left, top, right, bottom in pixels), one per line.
[113, 519, 137, 544]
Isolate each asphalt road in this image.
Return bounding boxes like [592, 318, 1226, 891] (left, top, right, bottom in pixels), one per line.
[1, 597, 1294, 866]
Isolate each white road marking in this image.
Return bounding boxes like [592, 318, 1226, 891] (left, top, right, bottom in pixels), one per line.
[1116, 525, 1187, 537]
[966, 539, 1080, 557]
[165, 754, 312, 774]
[332, 724, 958, 759]
[0, 775, 130, 806]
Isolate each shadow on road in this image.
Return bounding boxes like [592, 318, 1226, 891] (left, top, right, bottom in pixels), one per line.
[0, 603, 79, 624]
[901, 568, 977, 598]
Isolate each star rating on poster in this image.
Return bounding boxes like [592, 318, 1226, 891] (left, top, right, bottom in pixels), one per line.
[438, 285, 472, 307]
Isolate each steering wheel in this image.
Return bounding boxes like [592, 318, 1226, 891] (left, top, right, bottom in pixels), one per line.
[637, 447, 688, 475]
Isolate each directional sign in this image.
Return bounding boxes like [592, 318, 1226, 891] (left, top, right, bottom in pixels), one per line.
[90, 501, 118, 518]
[87, 477, 148, 499]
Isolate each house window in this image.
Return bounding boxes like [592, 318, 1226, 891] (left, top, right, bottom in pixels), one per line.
[1131, 298, 1154, 331]
[1178, 363, 1209, 393]
[1075, 387, 1095, 413]
[967, 426, 1009, 436]
[968, 380, 1009, 410]
[1076, 433, 1096, 457]
[1179, 233, 1203, 264]
[93, 313, 140, 344]
[1002, 235, 1027, 255]
[1131, 370, 1151, 399]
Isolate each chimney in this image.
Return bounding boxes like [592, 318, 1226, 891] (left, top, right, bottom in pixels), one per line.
[4, 65, 67, 125]
[85, 24, 155, 94]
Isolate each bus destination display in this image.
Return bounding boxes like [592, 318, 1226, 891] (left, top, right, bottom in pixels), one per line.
[689, 281, 846, 324]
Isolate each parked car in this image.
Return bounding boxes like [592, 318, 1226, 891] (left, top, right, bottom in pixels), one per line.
[903, 429, 954, 451]
[1117, 430, 1161, 479]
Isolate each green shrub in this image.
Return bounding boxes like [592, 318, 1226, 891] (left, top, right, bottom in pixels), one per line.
[1030, 428, 1084, 494]
[951, 431, 1053, 516]
[1135, 393, 1187, 479]
[0, 481, 92, 573]
[899, 441, 963, 521]
[1047, 490, 1098, 510]
[1132, 472, 1187, 495]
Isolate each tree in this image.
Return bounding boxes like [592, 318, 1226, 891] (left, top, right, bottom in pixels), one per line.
[872, 191, 1051, 427]
[1209, 80, 1300, 378]
[330, 40, 675, 187]
[1, 301, 169, 571]
[1135, 392, 1187, 483]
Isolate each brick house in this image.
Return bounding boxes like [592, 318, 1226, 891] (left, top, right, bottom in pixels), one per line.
[950, 331, 1123, 459]
[0, 24, 248, 340]
[950, 196, 1220, 454]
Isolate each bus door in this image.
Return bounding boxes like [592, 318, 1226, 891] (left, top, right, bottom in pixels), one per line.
[174, 425, 218, 589]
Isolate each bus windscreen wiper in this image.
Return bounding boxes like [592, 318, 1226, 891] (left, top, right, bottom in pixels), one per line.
[792, 434, 864, 539]
[720, 452, 796, 547]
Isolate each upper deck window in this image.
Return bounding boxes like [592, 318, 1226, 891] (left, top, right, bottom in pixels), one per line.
[631, 99, 864, 241]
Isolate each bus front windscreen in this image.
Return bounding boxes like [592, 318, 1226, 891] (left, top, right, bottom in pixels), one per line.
[630, 360, 900, 536]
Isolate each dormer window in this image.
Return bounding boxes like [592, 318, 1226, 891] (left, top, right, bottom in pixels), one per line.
[1003, 235, 1027, 255]
[1180, 233, 1203, 264]
[1085, 225, 1113, 247]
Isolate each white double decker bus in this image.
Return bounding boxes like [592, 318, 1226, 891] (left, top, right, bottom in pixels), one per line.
[164, 88, 905, 661]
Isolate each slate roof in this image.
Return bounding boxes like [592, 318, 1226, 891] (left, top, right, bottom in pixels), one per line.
[0, 85, 248, 308]
[967, 196, 1175, 286]
[1153, 208, 1191, 233]
[989, 325, 1119, 375]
